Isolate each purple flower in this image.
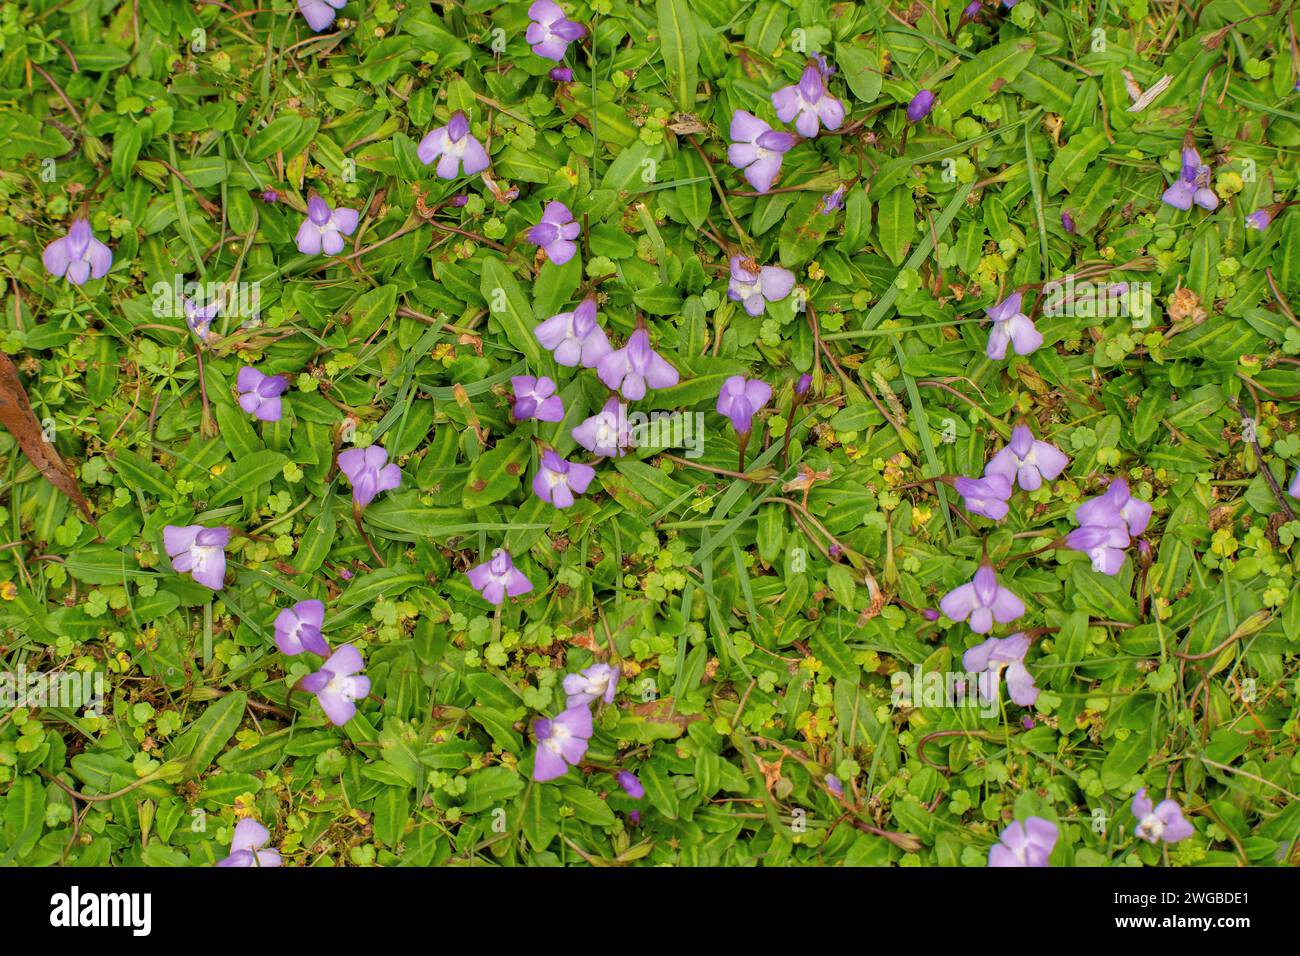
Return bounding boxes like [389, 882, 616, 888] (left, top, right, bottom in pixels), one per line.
[511, 375, 565, 422]
[260, 189, 280, 203]
[466, 549, 533, 605]
[274, 599, 330, 657]
[532, 705, 592, 781]
[216, 818, 281, 867]
[572, 398, 631, 458]
[795, 373, 813, 396]
[906, 90, 935, 124]
[940, 562, 1024, 634]
[1290, 467, 1300, 499]
[772, 59, 844, 138]
[989, 817, 1057, 867]
[549, 66, 574, 83]
[526, 0, 586, 61]
[297, 0, 345, 31]
[526, 201, 581, 265]
[1065, 522, 1131, 575]
[1131, 788, 1194, 844]
[1162, 147, 1218, 211]
[533, 450, 596, 508]
[448, 194, 469, 208]
[235, 366, 289, 423]
[1076, 477, 1152, 537]
[295, 196, 358, 256]
[728, 110, 796, 194]
[563, 662, 619, 707]
[953, 473, 1012, 521]
[417, 111, 490, 179]
[964, 632, 1039, 706]
[615, 770, 645, 799]
[1061, 210, 1076, 234]
[596, 328, 680, 400]
[1162, 179, 1195, 211]
[985, 426, 1070, 491]
[820, 185, 846, 214]
[985, 292, 1042, 359]
[534, 297, 612, 367]
[185, 298, 219, 343]
[716, 375, 772, 435]
[727, 256, 796, 316]
[1190, 180, 1222, 210]
[961, 1, 982, 22]
[301, 644, 370, 726]
[1245, 208, 1272, 231]
[826, 774, 844, 797]
[163, 525, 230, 591]
[43, 219, 112, 286]
[337, 444, 402, 508]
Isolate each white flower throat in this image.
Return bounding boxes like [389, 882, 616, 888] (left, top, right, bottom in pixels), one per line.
[1136, 813, 1163, 841]
[544, 723, 572, 754]
[191, 543, 221, 574]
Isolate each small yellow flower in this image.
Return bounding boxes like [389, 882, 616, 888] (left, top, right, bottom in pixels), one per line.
[0, 581, 16, 600]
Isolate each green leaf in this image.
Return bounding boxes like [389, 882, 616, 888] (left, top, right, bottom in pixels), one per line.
[835, 43, 883, 103]
[461, 435, 529, 509]
[461, 767, 524, 814]
[1046, 130, 1107, 194]
[349, 285, 399, 341]
[173, 691, 247, 778]
[561, 786, 617, 827]
[1068, 564, 1138, 623]
[214, 404, 262, 460]
[71, 44, 134, 71]
[3, 776, 45, 859]
[1011, 58, 1076, 113]
[338, 568, 426, 607]
[640, 764, 679, 819]
[813, 628, 860, 681]
[657, 0, 699, 111]
[480, 257, 545, 367]
[1100, 732, 1152, 791]
[1051, 611, 1089, 690]
[941, 38, 1036, 117]
[207, 450, 289, 506]
[294, 502, 337, 573]
[65, 545, 156, 585]
[247, 115, 306, 162]
[521, 783, 560, 852]
[877, 185, 914, 266]
[675, 146, 711, 228]
[109, 450, 173, 498]
[373, 788, 411, 847]
[826, 563, 856, 611]
[468, 705, 524, 752]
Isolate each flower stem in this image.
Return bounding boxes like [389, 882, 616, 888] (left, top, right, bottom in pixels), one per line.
[354, 503, 385, 567]
[999, 535, 1067, 565]
[687, 135, 751, 251]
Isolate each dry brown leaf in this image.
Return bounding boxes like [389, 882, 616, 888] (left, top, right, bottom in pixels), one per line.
[0, 352, 94, 522]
